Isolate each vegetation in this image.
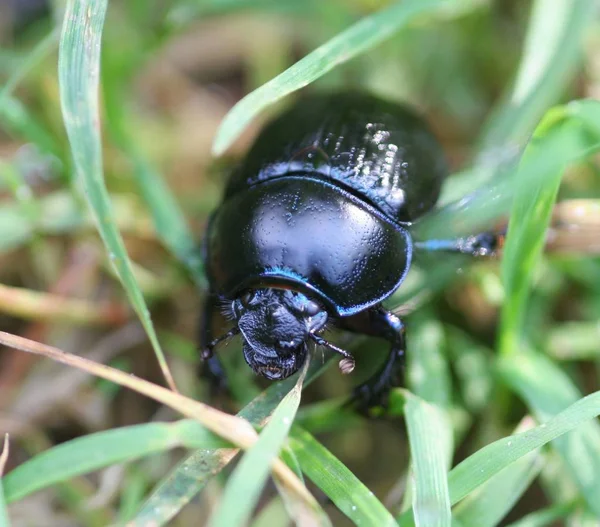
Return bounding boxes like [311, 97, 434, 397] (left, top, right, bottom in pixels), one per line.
[1, 0, 600, 525]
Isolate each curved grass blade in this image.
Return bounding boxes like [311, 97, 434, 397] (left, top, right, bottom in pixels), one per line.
[207, 362, 327, 527]
[452, 418, 542, 527]
[477, 0, 594, 155]
[397, 389, 600, 524]
[0, 330, 312, 513]
[504, 501, 577, 527]
[404, 392, 452, 527]
[447, 390, 600, 505]
[131, 358, 333, 526]
[438, 0, 594, 207]
[290, 426, 397, 527]
[0, 27, 59, 100]
[499, 350, 600, 517]
[0, 95, 62, 157]
[415, 103, 600, 241]
[3, 421, 226, 503]
[58, 0, 177, 390]
[212, 0, 473, 155]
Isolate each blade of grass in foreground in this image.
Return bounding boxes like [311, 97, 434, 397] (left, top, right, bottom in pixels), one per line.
[207, 362, 327, 527]
[397, 389, 600, 523]
[452, 418, 541, 527]
[132, 358, 333, 526]
[0, 330, 315, 516]
[58, 0, 177, 390]
[499, 350, 600, 517]
[212, 0, 480, 155]
[404, 392, 452, 527]
[290, 427, 397, 527]
[2, 421, 226, 503]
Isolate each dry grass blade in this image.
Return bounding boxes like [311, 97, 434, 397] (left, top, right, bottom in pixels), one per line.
[0, 331, 318, 516]
[0, 283, 128, 326]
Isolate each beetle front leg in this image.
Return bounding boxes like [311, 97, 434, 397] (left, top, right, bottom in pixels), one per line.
[198, 294, 228, 392]
[342, 308, 406, 411]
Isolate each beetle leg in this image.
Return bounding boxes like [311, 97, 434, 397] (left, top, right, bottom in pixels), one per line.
[341, 307, 406, 412]
[414, 231, 505, 257]
[198, 294, 228, 392]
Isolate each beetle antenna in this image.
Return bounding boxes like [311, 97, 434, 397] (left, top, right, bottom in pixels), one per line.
[309, 333, 355, 374]
[201, 327, 241, 359]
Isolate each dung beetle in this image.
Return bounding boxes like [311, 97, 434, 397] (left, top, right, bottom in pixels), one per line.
[200, 92, 499, 407]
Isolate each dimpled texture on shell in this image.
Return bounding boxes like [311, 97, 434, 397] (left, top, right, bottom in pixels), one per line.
[207, 177, 412, 316]
[224, 92, 447, 223]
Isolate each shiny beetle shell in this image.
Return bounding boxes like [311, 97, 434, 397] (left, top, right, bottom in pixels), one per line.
[206, 91, 448, 317]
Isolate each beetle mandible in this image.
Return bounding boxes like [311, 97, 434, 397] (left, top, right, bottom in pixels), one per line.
[200, 92, 499, 407]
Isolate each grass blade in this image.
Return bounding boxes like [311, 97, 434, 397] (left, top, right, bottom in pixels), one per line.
[404, 392, 452, 527]
[499, 350, 600, 517]
[132, 358, 333, 526]
[290, 426, 397, 527]
[0, 330, 313, 514]
[397, 388, 600, 524]
[452, 418, 542, 527]
[212, 0, 468, 155]
[58, 0, 177, 390]
[3, 421, 225, 503]
[207, 362, 327, 527]
[498, 110, 588, 356]
[504, 501, 577, 527]
[478, 0, 594, 153]
[406, 315, 451, 408]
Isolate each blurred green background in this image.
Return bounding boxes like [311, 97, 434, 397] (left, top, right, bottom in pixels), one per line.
[1, 0, 600, 526]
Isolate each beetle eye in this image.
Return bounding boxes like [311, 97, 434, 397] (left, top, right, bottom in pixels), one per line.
[240, 291, 255, 307]
[304, 300, 321, 317]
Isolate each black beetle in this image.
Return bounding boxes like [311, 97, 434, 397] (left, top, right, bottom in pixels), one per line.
[200, 92, 498, 407]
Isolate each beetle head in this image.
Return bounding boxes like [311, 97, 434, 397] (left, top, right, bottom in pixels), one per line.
[233, 288, 327, 380]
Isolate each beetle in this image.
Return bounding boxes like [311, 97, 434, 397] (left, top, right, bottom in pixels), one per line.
[200, 91, 499, 407]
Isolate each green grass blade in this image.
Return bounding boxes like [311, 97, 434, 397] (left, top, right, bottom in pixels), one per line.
[414, 104, 600, 241]
[399, 389, 600, 524]
[132, 359, 333, 525]
[58, 0, 177, 390]
[499, 350, 600, 517]
[212, 0, 469, 155]
[504, 501, 577, 527]
[207, 363, 326, 527]
[452, 419, 541, 527]
[128, 448, 239, 527]
[404, 393, 452, 527]
[0, 28, 59, 100]
[406, 315, 451, 408]
[3, 420, 224, 503]
[119, 147, 206, 288]
[447, 390, 600, 505]
[0, 95, 62, 157]
[497, 102, 600, 356]
[478, 0, 594, 153]
[290, 426, 397, 527]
